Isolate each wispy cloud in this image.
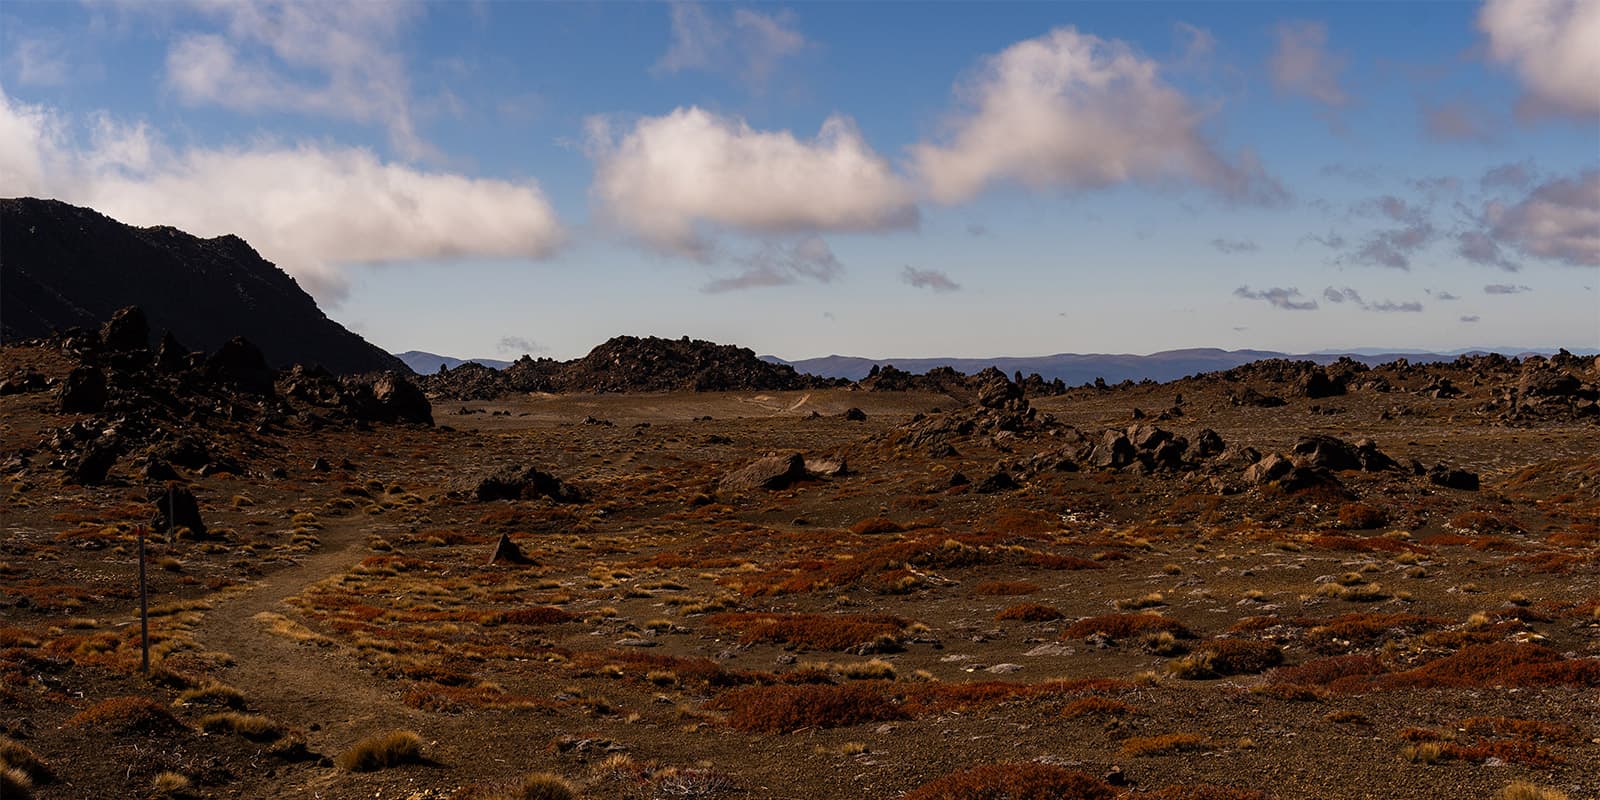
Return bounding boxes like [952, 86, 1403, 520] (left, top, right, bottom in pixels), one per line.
[900, 266, 961, 292]
[1323, 286, 1422, 312]
[654, 3, 808, 91]
[1235, 285, 1317, 310]
[1269, 21, 1350, 119]
[1484, 283, 1532, 294]
[703, 236, 843, 293]
[1210, 238, 1259, 254]
[1460, 314, 1481, 323]
[496, 336, 546, 355]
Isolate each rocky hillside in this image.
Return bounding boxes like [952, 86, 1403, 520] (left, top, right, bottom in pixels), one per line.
[1, 197, 405, 374]
[421, 335, 844, 397]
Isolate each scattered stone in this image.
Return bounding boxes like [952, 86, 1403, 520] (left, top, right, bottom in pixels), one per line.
[488, 533, 533, 565]
[843, 407, 868, 421]
[717, 453, 808, 493]
[151, 486, 206, 538]
[1428, 465, 1480, 491]
[58, 366, 108, 413]
[476, 465, 585, 503]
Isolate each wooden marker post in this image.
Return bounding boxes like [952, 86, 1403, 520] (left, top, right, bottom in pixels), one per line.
[138, 525, 150, 675]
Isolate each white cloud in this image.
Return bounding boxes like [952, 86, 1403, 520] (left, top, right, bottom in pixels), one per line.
[0, 86, 563, 302]
[587, 106, 917, 256]
[1234, 285, 1317, 310]
[1268, 21, 1350, 109]
[1485, 169, 1600, 266]
[1479, 0, 1600, 117]
[160, 1, 429, 158]
[654, 3, 807, 89]
[909, 27, 1285, 206]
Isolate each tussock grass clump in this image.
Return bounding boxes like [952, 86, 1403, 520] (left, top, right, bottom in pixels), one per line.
[176, 680, 247, 709]
[66, 696, 184, 734]
[489, 772, 577, 800]
[1114, 592, 1166, 610]
[1499, 782, 1569, 800]
[0, 737, 52, 784]
[335, 730, 425, 772]
[151, 771, 192, 797]
[493, 607, 577, 626]
[1120, 733, 1213, 757]
[996, 603, 1064, 622]
[1063, 613, 1193, 641]
[1, 768, 33, 800]
[198, 712, 285, 741]
[848, 517, 904, 535]
[903, 762, 1114, 800]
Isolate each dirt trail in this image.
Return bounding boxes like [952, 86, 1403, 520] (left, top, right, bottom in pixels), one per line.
[192, 519, 428, 787]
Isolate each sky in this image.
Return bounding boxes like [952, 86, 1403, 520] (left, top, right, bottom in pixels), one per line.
[1, 1, 1597, 361]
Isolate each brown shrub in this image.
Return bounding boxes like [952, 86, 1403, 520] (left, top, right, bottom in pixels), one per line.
[1370, 643, 1600, 690]
[712, 682, 906, 733]
[335, 730, 425, 771]
[0, 737, 51, 784]
[1336, 503, 1389, 530]
[1061, 697, 1138, 719]
[972, 581, 1040, 596]
[1135, 786, 1271, 800]
[903, 763, 1114, 800]
[707, 613, 906, 651]
[995, 604, 1064, 622]
[1063, 614, 1194, 641]
[65, 696, 184, 734]
[1303, 613, 1443, 652]
[494, 607, 577, 626]
[848, 517, 904, 535]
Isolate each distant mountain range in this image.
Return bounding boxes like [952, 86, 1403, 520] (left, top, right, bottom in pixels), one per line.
[396, 351, 512, 374]
[1, 197, 405, 374]
[762, 347, 1598, 385]
[398, 344, 1596, 387]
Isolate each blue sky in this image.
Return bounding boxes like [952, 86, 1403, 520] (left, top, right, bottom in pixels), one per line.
[2, 1, 1596, 360]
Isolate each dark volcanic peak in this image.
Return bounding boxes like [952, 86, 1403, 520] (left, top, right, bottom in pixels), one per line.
[0, 197, 404, 375]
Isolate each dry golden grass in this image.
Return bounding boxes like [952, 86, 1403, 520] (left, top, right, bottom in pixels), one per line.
[198, 712, 285, 741]
[488, 772, 577, 800]
[0, 737, 51, 784]
[335, 730, 425, 772]
[1120, 733, 1213, 757]
[151, 771, 192, 797]
[1499, 782, 1569, 800]
[1, 768, 33, 800]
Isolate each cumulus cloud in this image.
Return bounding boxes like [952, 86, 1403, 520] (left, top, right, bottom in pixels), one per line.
[655, 3, 807, 89]
[1210, 238, 1259, 254]
[1478, 0, 1600, 117]
[703, 236, 843, 293]
[0, 87, 564, 302]
[1485, 283, 1532, 294]
[910, 27, 1286, 206]
[587, 107, 917, 257]
[1268, 21, 1349, 109]
[1234, 285, 1317, 310]
[159, 1, 429, 158]
[1484, 169, 1600, 267]
[900, 266, 961, 292]
[1323, 286, 1360, 304]
[1337, 195, 1436, 269]
[1455, 230, 1520, 271]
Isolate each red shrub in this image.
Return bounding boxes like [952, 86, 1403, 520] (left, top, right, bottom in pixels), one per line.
[1063, 614, 1193, 640]
[707, 613, 906, 651]
[848, 517, 904, 535]
[996, 604, 1064, 622]
[66, 696, 184, 733]
[712, 682, 905, 733]
[494, 607, 577, 626]
[1266, 654, 1386, 687]
[903, 763, 1114, 800]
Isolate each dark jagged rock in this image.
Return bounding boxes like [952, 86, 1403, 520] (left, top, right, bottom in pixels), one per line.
[843, 407, 867, 421]
[488, 533, 534, 565]
[100, 306, 150, 352]
[1194, 429, 1226, 459]
[370, 372, 433, 425]
[1291, 435, 1399, 472]
[153, 331, 194, 372]
[475, 466, 585, 503]
[976, 469, 1020, 493]
[70, 440, 120, 485]
[1229, 387, 1287, 408]
[58, 366, 108, 413]
[1297, 367, 1346, 399]
[0, 369, 50, 395]
[0, 199, 406, 374]
[206, 337, 275, 394]
[150, 486, 206, 537]
[1429, 465, 1480, 491]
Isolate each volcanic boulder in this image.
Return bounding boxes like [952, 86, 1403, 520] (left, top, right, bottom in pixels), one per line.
[151, 486, 206, 538]
[1428, 465, 1480, 491]
[58, 366, 108, 413]
[718, 453, 808, 493]
[371, 372, 433, 425]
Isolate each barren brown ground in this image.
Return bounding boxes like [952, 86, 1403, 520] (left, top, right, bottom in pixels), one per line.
[3, 353, 1598, 800]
